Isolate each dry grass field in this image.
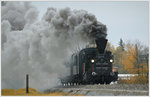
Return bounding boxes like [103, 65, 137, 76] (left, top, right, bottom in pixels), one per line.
[1, 88, 83, 96]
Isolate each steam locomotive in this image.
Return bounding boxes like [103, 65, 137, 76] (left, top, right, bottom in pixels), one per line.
[61, 38, 118, 85]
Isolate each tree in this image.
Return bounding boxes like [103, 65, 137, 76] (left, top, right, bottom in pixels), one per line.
[113, 46, 126, 73]
[106, 42, 115, 53]
[122, 42, 137, 74]
[122, 41, 149, 84]
[119, 38, 125, 51]
[112, 39, 126, 74]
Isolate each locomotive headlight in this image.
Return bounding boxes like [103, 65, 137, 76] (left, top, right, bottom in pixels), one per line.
[110, 59, 113, 63]
[91, 59, 95, 63]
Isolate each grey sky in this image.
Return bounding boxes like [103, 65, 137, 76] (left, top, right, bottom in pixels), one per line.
[32, 1, 149, 47]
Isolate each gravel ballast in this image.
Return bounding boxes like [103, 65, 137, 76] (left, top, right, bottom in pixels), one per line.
[46, 84, 149, 96]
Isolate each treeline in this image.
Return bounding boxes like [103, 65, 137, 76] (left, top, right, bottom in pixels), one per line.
[106, 39, 149, 84]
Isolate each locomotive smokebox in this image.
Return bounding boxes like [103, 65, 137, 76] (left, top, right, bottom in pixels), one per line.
[95, 38, 108, 54]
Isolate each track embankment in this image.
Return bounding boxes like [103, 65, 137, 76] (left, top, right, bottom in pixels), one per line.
[46, 84, 149, 96]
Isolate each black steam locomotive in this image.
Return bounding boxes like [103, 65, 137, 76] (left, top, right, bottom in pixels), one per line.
[61, 38, 118, 85]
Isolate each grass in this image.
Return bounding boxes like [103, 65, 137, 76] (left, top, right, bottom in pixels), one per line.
[1, 88, 83, 96]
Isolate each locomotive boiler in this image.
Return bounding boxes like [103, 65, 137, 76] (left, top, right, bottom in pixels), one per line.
[61, 37, 118, 85]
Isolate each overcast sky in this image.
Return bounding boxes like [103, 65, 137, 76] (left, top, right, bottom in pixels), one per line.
[32, 1, 149, 47]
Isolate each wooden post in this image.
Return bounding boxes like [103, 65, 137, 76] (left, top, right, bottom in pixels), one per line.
[26, 74, 29, 93]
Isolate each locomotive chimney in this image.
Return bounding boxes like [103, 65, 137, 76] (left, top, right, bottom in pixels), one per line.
[95, 38, 108, 54]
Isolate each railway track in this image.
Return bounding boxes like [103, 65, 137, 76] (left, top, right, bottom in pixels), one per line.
[45, 84, 149, 96]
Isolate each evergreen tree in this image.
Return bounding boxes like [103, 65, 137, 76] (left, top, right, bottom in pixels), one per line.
[119, 38, 125, 51]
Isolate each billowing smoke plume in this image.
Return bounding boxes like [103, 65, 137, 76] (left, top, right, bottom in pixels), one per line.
[1, 2, 107, 91]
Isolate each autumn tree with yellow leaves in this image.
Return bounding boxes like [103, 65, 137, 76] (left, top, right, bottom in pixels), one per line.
[106, 39, 149, 84]
[121, 41, 149, 84]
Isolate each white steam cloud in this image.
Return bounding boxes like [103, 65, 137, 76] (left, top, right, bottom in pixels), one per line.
[1, 2, 107, 91]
